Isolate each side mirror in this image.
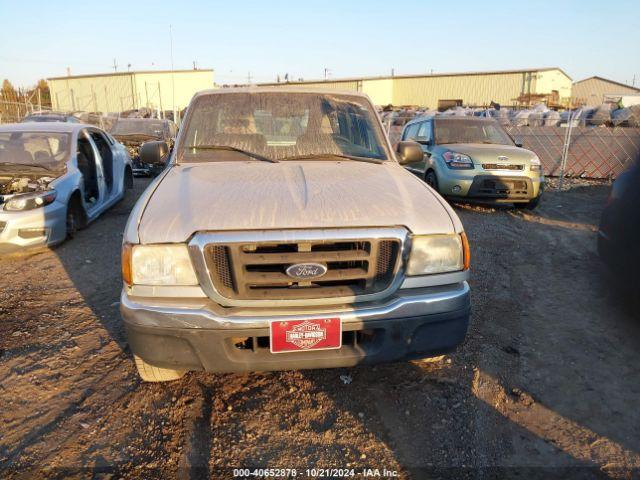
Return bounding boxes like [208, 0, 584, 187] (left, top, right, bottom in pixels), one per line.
[396, 141, 424, 165]
[139, 141, 169, 165]
[515, 141, 523, 148]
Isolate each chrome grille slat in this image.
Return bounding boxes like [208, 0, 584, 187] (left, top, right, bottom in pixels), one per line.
[237, 249, 370, 264]
[244, 267, 368, 284]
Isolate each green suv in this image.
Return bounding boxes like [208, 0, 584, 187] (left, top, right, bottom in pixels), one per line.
[400, 116, 544, 209]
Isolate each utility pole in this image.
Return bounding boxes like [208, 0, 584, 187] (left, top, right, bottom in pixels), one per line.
[324, 68, 331, 80]
[247, 72, 252, 84]
[169, 24, 176, 120]
[112, 59, 118, 72]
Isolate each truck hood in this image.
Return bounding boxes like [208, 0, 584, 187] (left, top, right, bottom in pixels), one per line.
[439, 144, 536, 164]
[137, 161, 458, 244]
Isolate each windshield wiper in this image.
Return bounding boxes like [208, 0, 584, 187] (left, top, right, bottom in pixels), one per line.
[114, 133, 160, 139]
[279, 153, 384, 164]
[0, 161, 52, 171]
[185, 145, 278, 163]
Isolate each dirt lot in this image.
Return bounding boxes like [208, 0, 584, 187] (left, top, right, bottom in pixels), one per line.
[1, 178, 639, 479]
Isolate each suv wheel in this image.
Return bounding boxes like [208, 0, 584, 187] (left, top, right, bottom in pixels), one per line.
[425, 170, 439, 192]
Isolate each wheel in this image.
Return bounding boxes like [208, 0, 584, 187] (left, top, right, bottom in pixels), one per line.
[65, 197, 85, 238]
[133, 355, 186, 382]
[513, 196, 540, 210]
[120, 168, 134, 203]
[425, 170, 439, 192]
[124, 167, 134, 189]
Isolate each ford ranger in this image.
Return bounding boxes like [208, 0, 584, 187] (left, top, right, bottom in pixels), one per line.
[120, 88, 471, 381]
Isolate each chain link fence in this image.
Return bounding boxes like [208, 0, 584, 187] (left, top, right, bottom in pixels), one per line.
[505, 126, 640, 179]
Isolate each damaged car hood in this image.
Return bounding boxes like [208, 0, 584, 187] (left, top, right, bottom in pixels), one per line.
[0, 171, 58, 196]
[137, 161, 458, 244]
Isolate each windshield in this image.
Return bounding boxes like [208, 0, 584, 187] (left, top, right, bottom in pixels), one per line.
[179, 92, 389, 162]
[0, 131, 70, 172]
[110, 119, 166, 138]
[434, 118, 514, 146]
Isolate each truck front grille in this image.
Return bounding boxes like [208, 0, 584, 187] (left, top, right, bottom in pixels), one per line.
[203, 235, 401, 302]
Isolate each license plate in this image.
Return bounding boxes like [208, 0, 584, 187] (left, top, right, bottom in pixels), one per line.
[270, 318, 342, 353]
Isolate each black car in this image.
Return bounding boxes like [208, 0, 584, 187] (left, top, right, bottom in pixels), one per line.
[110, 118, 177, 177]
[598, 161, 640, 291]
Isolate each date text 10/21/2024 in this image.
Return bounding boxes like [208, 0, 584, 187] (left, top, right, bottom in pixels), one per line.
[232, 468, 399, 478]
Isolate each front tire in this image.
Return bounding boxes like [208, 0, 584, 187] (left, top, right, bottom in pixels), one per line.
[425, 170, 439, 192]
[66, 197, 85, 238]
[133, 355, 186, 382]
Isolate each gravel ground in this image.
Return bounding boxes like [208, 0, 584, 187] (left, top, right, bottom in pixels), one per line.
[0, 178, 638, 479]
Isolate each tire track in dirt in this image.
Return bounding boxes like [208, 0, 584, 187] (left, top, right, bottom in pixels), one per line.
[177, 381, 213, 479]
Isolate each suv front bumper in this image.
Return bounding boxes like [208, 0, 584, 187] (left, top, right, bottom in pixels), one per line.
[121, 282, 471, 373]
[438, 171, 544, 202]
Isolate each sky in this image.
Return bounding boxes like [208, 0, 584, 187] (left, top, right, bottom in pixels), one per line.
[1, 0, 638, 88]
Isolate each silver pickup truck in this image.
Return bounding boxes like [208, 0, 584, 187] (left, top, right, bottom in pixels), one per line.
[120, 88, 471, 381]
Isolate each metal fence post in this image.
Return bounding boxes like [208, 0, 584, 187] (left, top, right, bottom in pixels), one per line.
[558, 110, 575, 190]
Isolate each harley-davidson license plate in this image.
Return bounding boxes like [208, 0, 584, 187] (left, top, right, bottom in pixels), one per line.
[270, 318, 342, 353]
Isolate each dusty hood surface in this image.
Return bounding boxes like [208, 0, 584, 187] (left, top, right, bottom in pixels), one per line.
[138, 161, 457, 244]
[441, 144, 536, 164]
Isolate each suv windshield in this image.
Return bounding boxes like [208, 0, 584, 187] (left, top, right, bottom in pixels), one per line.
[179, 92, 389, 162]
[434, 118, 514, 146]
[0, 131, 70, 172]
[111, 119, 166, 138]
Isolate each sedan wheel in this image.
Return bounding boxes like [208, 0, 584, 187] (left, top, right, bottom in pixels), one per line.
[66, 203, 80, 238]
[425, 170, 439, 192]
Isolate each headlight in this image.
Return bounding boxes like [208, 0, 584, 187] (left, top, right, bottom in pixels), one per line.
[406, 233, 470, 276]
[123, 243, 198, 286]
[443, 151, 474, 169]
[4, 190, 57, 211]
[530, 156, 542, 172]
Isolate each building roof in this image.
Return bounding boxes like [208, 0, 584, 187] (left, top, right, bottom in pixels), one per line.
[259, 67, 572, 86]
[573, 76, 640, 92]
[48, 69, 213, 81]
[193, 86, 370, 98]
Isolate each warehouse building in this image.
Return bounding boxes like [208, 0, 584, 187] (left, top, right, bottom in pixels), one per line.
[259, 68, 572, 109]
[48, 69, 214, 114]
[572, 76, 640, 107]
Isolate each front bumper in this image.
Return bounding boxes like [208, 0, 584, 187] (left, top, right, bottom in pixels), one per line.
[438, 170, 544, 202]
[0, 201, 67, 252]
[121, 282, 471, 373]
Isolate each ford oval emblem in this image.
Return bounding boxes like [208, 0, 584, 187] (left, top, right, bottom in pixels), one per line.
[498, 155, 509, 161]
[286, 263, 328, 280]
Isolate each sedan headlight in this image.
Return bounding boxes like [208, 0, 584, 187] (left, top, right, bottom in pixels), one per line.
[443, 151, 474, 169]
[530, 156, 542, 172]
[406, 233, 470, 276]
[3, 190, 57, 211]
[122, 243, 198, 286]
